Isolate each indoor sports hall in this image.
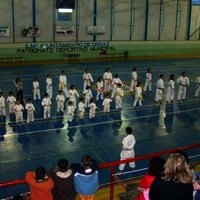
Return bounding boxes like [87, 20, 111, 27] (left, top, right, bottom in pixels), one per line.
[0, 0, 200, 200]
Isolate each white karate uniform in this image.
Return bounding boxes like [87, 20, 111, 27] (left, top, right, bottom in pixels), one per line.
[25, 103, 35, 123]
[83, 72, 94, 91]
[14, 104, 24, 123]
[115, 87, 124, 109]
[96, 81, 104, 100]
[177, 76, 189, 100]
[67, 105, 75, 122]
[83, 89, 93, 107]
[133, 86, 142, 107]
[46, 77, 53, 99]
[144, 72, 152, 91]
[155, 78, 164, 102]
[6, 96, 16, 114]
[78, 102, 85, 119]
[59, 74, 67, 92]
[111, 78, 123, 98]
[102, 97, 112, 113]
[68, 89, 79, 109]
[0, 96, 6, 116]
[119, 134, 136, 171]
[33, 80, 41, 100]
[194, 76, 200, 97]
[56, 94, 65, 113]
[41, 97, 52, 119]
[103, 72, 113, 92]
[89, 102, 97, 119]
[130, 71, 137, 92]
[166, 80, 175, 103]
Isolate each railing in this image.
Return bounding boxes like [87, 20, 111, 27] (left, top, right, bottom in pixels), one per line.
[1, 143, 200, 200]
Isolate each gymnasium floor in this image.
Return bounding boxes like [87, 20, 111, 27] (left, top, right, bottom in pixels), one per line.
[1, 58, 200, 198]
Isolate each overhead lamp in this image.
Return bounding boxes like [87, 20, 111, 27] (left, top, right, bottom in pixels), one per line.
[58, 8, 73, 13]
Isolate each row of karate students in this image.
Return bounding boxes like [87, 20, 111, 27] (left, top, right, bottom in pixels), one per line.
[0, 82, 124, 124]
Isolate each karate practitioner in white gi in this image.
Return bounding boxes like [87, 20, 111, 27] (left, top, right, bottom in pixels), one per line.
[14, 100, 24, 123]
[6, 91, 16, 115]
[115, 83, 124, 109]
[46, 74, 53, 99]
[144, 68, 152, 92]
[166, 74, 175, 103]
[96, 77, 104, 101]
[119, 127, 136, 172]
[56, 90, 65, 113]
[133, 82, 143, 107]
[82, 68, 94, 91]
[67, 101, 75, 122]
[68, 85, 80, 109]
[194, 74, 200, 97]
[177, 72, 189, 100]
[155, 74, 164, 104]
[41, 93, 52, 119]
[78, 97, 85, 120]
[59, 70, 68, 97]
[32, 77, 41, 100]
[25, 98, 35, 123]
[111, 74, 123, 99]
[102, 94, 112, 113]
[130, 67, 137, 92]
[83, 85, 93, 108]
[89, 98, 97, 119]
[0, 91, 6, 119]
[103, 68, 113, 93]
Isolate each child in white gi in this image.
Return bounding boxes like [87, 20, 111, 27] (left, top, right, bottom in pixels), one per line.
[46, 74, 53, 99]
[103, 68, 113, 93]
[111, 74, 123, 99]
[83, 85, 93, 107]
[194, 74, 200, 97]
[78, 97, 85, 120]
[25, 98, 35, 123]
[0, 91, 6, 119]
[68, 85, 80, 109]
[14, 100, 24, 123]
[32, 77, 41, 100]
[155, 74, 164, 104]
[119, 127, 136, 172]
[41, 93, 52, 119]
[166, 74, 175, 103]
[56, 90, 65, 113]
[96, 77, 104, 101]
[89, 98, 97, 119]
[115, 83, 124, 109]
[177, 72, 189, 100]
[83, 68, 94, 91]
[144, 67, 152, 92]
[102, 94, 112, 113]
[59, 70, 68, 97]
[133, 82, 143, 107]
[67, 101, 75, 122]
[130, 67, 137, 92]
[6, 91, 16, 115]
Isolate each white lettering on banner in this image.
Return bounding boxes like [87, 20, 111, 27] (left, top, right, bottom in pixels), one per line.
[17, 42, 115, 54]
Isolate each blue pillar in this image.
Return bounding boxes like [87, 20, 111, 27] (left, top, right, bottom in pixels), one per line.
[187, 0, 192, 40]
[12, 0, 15, 43]
[144, 0, 149, 40]
[32, 0, 36, 43]
[93, 0, 97, 41]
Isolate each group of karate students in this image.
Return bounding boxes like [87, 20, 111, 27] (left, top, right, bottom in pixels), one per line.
[0, 67, 200, 124]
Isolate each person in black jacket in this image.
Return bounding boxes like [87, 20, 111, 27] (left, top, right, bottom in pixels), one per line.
[149, 153, 193, 200]
[50, 159, 77, 200]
